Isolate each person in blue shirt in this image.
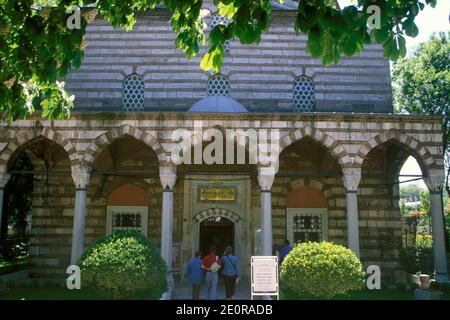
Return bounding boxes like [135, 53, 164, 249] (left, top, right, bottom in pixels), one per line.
[185, 251, 204, 300]
[221, 245, 240, 300]
[279, 240, 293, 264]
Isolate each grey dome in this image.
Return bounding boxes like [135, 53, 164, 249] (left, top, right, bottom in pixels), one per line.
[188, 96, 248, 113]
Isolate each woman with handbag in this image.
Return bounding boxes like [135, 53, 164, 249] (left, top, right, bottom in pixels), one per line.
[201, 245, 222, 300]
[221, 245, 240, 300]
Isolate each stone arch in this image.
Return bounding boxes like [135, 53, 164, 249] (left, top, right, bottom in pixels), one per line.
[107, 184, 149, 206]
[81, 125, 167, 167]
[279, 126, 349, 168]
[287, 178, 334, 207]
[287, 186, 328, 208]
[356, 129, 436, 176]
[193, 207, 242, 224]
[0, 127, 78, 169]
[177, 124, 255, 165]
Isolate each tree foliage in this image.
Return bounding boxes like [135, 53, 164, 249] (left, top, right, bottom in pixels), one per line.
[0, 0, 438, 120]
[392, 32, 450, 196]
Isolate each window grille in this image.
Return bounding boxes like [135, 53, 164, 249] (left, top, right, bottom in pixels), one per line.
[286, 208, 327, 244]
[106, 206, 148, 235]
[293, 76, 315, 112]
[207, 74, 230, 96]
[210, 14, 231, 53]
[122, 74, 145, 111]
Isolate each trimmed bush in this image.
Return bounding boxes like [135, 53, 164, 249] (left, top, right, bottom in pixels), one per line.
[78, 230, 167, 299]
[280, 241, 365, 299]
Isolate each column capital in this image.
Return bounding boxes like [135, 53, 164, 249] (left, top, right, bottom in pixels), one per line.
[71, 165, 91, 189]
[160, 163, 177, 190]
[342, 167, 361, 192]
[257, 166, 275, 191]
[424, 169, 445, 194]
[0, 171, 11, 188]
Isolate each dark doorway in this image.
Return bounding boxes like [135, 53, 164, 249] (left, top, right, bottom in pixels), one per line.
[200, 216, 234, 258]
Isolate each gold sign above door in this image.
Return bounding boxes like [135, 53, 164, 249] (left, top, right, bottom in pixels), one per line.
[200, 188, 235, 201]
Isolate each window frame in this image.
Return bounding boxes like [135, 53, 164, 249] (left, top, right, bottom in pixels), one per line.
[122, 73, 145, 111]
[292, 76, 316, 112]
[286, 208, 328, 244]
[106, 205, 149, 236]
[207, 74, 231, 97]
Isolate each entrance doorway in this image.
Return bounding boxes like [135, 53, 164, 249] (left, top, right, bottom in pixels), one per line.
[199, 216, 234, 258]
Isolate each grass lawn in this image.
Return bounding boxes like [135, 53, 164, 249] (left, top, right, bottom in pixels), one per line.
[0, 287, 112, 300]
[0, 257, 29, 275]
[280, 288, 450, 300]
[0, 286, 159, 300]
[2, 286, 450, 300]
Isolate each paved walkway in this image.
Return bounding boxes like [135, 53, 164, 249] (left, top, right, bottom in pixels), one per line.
[172, 277, 251, 300]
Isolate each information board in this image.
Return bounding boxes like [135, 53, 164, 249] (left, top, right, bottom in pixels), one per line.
[251, 256, 279, 300]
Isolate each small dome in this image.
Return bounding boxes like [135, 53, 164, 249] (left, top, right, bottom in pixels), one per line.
[188, 96, 248, 113]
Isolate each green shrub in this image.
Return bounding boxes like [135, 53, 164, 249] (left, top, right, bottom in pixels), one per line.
[399, 236, 434, 275]
[78, 230, 167, 299]
[280, 241, 365, 299]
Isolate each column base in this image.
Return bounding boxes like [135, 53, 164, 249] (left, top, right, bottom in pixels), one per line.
[159, 273, 174, 300]
[435, 272, 449, 283]
[414, 288, 444, 300]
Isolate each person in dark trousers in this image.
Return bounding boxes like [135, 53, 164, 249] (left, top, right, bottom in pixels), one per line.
[185, 251, 204, 300]
[221, 245, 240, 300]
[202, 245, 222, 300]
[279, 240, 293, 264]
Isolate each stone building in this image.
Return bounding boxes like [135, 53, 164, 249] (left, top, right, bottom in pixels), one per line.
[0, 1, 448, 295]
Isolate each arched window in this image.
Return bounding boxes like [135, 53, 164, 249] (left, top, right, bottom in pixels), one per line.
[293, 76, 315, 112]
[207, 74, 230, 96]
[106, 184, 149, 235]
[122, 74, 145, 111]
[210, 14, 230, 54]
[286, 187, 328, 243]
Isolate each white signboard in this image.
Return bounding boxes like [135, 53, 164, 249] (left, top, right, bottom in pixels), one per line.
[251, 256, 279, 300]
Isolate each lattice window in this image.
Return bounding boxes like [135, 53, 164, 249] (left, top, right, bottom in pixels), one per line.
[210, 14, 231, 54]
[122, 74, 145, 111]
[207, 74, 230, 96]
[113, 213, 142, 231]
[293, 76, 315, 112]
[286, 208, 327, 244]
[107, 206, 148, 235]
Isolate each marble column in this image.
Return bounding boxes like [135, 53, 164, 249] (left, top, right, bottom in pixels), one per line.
[159, 164, 177, 269]
[425, 172, 449, 282]
[70, 166, 91, 265]
[0, 172, 11, 239]
[258, 167, 275, 256]
[342, 167, 361, 258]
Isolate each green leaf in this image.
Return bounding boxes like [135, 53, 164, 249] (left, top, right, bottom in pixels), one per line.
[200, 45, 223, 72]
[306, 26, 323, 57]
[218, 2, 238, 19]
[404, 18, 419, 38]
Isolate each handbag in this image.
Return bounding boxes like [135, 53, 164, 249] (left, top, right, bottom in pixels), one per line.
[210, 255, 220, 272]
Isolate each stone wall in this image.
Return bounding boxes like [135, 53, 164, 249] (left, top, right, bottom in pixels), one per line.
[0, 113, 444, 280]
[24, 140, 74, 278]
[64, 9, 392, 113]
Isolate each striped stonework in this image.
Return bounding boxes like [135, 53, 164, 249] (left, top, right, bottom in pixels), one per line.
[64, 9, 392, 113]
[0, 112, 444, 280]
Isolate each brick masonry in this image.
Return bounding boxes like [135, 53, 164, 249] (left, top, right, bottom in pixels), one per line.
[64, 7, 393, 113]
[0, 113, 444, 281]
